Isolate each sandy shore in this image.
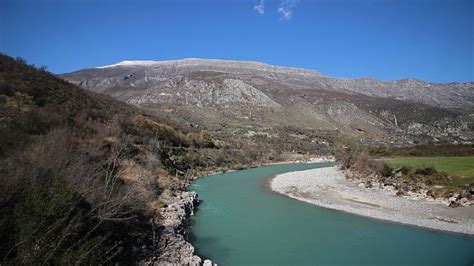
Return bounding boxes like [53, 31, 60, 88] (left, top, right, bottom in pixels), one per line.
[271, 166, 474, 235]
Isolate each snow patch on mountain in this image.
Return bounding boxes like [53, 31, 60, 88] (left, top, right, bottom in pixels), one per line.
[96, 60, 159, 68]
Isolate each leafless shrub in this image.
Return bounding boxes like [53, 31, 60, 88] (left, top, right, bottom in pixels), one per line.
[354, 151, 371, 174]
[334, 134, 364, 170]
[1, 126, 149, 263]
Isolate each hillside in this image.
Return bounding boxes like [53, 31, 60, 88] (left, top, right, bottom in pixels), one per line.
[61, 59, 474, 147]
[0, 54, 275, 264]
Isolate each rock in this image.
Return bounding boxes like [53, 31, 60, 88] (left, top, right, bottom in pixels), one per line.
[426, 190, 435, 198]
[392, 167, 403, 178]
[448, 196, 457, 203]
[365, 181, 372, 188]
[449, 201, 461, 208]
[382, 177, 394, 186]
[148, 191, 205, 265]
[396, 190, 406, 196]
[460, 190, 472, 200]
[390, 167, 403, 178]
[203, 259, 217, 266]
[459, 198, 470, 207]
[345, 171, 354, 179]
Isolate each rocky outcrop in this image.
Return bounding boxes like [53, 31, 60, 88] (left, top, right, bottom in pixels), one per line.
[147, 191, 216, 265]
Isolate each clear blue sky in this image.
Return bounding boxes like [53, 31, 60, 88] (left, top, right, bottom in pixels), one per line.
[0, 0, 472, 82]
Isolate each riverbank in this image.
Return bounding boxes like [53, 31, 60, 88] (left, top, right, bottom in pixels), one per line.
[154, 156, 333, 264]
[155, 155, 334, 264]
[271, 166, 474, 235]
[152, 191, 216, 265]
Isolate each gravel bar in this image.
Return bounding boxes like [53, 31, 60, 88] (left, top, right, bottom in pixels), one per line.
[271, 166, 474, 235]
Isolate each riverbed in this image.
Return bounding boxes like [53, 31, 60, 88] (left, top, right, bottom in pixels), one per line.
[189, 163, 474, 265]
[271, 166, 474, 235]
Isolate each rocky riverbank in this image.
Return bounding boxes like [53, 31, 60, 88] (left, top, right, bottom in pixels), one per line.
[147, 191, 216, 265]
[271, 166, 474, 235]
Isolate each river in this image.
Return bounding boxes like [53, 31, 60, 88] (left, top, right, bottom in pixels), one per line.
[189, 162, 474, 265]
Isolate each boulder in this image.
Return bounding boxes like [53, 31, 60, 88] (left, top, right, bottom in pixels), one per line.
[460, 190, 472, 200]
[449, 201, 461, 208]
[459, 198, 470, 207]
[392, 167, 403, 175]
[382, 177, 394, 186]
[448, 196, 457, 203]
[426, 190, 435, 199]
[365, 181, 372, 188]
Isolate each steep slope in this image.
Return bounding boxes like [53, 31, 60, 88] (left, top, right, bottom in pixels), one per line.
[61, 59, 474, 145]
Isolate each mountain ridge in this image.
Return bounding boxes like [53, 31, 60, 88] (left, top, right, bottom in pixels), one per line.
[60, 58, 474, 146]
[87, 58, 473, 86]
[94, 58, 324, 76]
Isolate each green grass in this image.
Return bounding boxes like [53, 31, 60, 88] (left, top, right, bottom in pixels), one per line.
[385, 156, 474, 178]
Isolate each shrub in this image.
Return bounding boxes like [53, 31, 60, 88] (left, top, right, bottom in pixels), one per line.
[354, 152, 371, 174]
[198, 130, 214, 148]
[400, 166, 412, 175]
[5, 92, 34, 112]
[415, 166, 436, 175]
[381, 164, 393, 177]
[367, 146, 389, 156]
[334, 134, 362, 169]
[0, 55, 158, 263]
[9, 174, 120, 264]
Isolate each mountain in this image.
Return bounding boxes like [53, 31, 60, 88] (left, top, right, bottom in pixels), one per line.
[61, 59, 474, 145]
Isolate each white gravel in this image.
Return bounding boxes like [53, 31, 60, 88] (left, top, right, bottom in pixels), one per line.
[271, 166, 474, 235]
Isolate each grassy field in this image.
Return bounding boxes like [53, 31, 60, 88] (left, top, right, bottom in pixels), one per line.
[385, 156, 474, 178]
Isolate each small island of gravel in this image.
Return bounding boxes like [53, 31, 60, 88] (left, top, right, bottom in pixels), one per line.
[271, 166, 474, 235]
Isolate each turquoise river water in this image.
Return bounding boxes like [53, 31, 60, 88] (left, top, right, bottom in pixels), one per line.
[189, 162, 474, 266]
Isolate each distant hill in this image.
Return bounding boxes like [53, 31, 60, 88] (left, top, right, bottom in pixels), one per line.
[61, 58, 474, 145]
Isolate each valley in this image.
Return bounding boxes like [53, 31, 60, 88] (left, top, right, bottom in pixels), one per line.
[2, 0, 473, 264]
[1, 55, 473, 265]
